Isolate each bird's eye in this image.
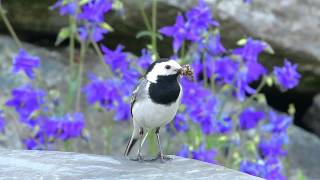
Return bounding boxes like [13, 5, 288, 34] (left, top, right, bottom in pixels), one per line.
[165, 65, 171, 69]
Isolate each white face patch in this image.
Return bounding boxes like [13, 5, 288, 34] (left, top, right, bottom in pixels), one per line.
[146, 60, 182, 83]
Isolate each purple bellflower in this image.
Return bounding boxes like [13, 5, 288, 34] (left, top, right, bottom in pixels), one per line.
[12, 49, 40, 79]
[273, 59, 301, 90]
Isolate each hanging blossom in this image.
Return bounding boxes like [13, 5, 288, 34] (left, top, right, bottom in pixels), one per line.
[233, 38, 266, 62]
[12, 49, 40, 79]
[137, 49, 153, 70]
[179, 79, 232, 135]
[173, 113, 189, 132]
[176, 144, 190, 158]
[240, 158, 285, 180]
[84, 44, 142, 122]
[160, 14, 188, 53]
[192, 144, 217, 164]
[239, 107, 265, 130]
[160, 0, 219, 53]
[23, 113, 85, 150]
[204, 33, 226, 56]
[216, 38, 268, 101]
[101, 44, 129, 75]
[77, 0, 112, 23]
[273, 59, 301, 90]
[262, 110, 292, 133]
[6, 86, 45, 126]
[51, 0, 114, 42]
[77, 0, 113, 42]
[185, 0, 219, 41]
[0, 110, 5, 133]
[39, 112, 85, 141]
[214, 57, 239, 84]
[258, 135, 288, 158]
[50, 0, 77, 15]
[83, 74, 122, 110]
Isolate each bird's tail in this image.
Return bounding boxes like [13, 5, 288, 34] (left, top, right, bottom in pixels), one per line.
[124, 127, 139, 156]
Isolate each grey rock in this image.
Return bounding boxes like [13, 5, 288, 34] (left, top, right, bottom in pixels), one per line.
[288, 126, 320, 179]
[0, 149, 263, 180]
[302, 94, 320, 137]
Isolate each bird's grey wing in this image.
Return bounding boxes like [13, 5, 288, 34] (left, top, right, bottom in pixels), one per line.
[130, 78, 148, 116]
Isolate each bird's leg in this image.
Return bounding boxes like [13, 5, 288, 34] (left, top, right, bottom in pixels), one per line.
[153, 127, 173, 162]
[131, 127, 144, 162]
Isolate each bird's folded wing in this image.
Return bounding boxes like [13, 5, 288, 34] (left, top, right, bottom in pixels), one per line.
[130, 78, 148, 116]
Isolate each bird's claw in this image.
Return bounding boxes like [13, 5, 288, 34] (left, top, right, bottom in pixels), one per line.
[130, 154, 144, 162]
[146, 153, 173, 162]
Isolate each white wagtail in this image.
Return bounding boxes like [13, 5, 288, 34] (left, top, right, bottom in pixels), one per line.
[124, 58, 183, 161]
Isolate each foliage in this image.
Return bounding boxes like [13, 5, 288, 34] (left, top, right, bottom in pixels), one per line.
[0, 0, 301, 179]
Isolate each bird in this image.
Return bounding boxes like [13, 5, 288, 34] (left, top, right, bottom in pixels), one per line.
[124, 58, 183, 162]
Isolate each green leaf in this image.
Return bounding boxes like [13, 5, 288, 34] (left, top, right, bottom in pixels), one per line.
[288, 103, 296, 115]
[55, 27, 70, 46]
[112, 0, 124, 11]
[136, 31, 154, 39]
[297, 169, 306, 180]
[221, 84, 232, 92]
[237, 38, 247, 46]
[100, 22, 114, 32]
[266, 76, 274, 87]
[79, 0, 90, 6]
[136, 30, 163, 40]
[262, 41, 275, 54]
[256, 94, 267, 104]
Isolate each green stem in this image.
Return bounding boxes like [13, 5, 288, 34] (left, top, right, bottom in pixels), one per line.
[91, 41, 113, 76]
[138, 0, 152, 32]
[75, 40, 88, 112]
[107, 120, 114, 154]
[0, 3, 22, 48]
[180, 41, 186, 61]
[151, 0, 158, 58]
[69, 16, 75, 69]
[235, 77, 267, 116]
[202, 54, 209, 87]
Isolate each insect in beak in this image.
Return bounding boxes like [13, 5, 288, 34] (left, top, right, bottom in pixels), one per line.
[176, 68, 182, 74]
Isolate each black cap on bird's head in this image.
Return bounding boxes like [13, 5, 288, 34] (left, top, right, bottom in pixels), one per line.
[145, 58, 182, 83]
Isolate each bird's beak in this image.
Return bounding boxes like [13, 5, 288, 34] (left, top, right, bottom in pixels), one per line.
[176, 68, 182, 75]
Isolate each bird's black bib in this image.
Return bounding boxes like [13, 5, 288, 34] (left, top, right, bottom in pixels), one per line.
[149, 74, 180, 105]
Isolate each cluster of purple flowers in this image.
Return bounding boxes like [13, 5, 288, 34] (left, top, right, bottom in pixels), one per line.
[158, 1, 300, 179]
[160, 0, 219, 53]
[12, 49, 40, 79]
[5, 49, 85, 149]
[273, 59, 301, 90]
[239, 109, 292, 179]
[24, 112, 85, 150]
[1, 0, 299, 179]
[83, 46, 152, 121]
[52, 0, 114, 42]
[240, 157, 285, 180]
[176, 144, 217, 164]
[6, 85, 45, 126]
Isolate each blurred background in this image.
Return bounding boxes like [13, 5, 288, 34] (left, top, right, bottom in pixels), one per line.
[0, 0, 319, 179]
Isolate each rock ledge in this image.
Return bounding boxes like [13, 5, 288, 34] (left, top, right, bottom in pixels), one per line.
[0, 149, 262, 180]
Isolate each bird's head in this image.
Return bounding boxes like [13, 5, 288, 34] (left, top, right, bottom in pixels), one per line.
[145, 59, 182, 83]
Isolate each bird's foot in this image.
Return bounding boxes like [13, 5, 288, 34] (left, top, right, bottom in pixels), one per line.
[146, 153, 173, 162]
[130, 154, 144, 162]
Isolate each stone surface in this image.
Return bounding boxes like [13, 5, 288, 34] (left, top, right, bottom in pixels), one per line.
[302, 94, 320, 137]
[288, 126, 320, 179]
[0, 149, 262, 180]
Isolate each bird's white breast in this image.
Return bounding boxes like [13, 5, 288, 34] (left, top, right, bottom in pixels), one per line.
[132, 83, 182, 130]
